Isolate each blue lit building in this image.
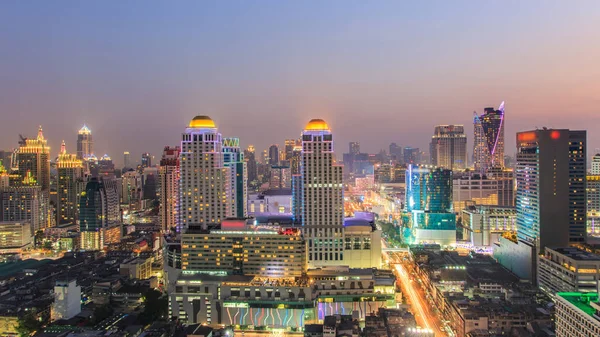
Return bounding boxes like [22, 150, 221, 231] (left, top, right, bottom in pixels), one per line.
[405, 165, 455, 246]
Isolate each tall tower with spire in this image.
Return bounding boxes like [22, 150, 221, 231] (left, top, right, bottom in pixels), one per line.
[57, 141, 85, 225]
[77, 124, 93, 160]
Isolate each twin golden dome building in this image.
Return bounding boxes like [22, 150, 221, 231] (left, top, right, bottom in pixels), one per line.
[188, 115, 330, 131]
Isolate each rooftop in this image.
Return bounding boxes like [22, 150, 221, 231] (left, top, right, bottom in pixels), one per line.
[188, 115, 216, 129]
[557, 292, 599, 318]
[550, 247, 600, 261]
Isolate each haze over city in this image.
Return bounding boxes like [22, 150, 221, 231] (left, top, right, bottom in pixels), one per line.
[2, 1, 600, 164]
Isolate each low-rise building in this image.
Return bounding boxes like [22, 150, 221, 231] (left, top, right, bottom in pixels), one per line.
[0, 221, 33, 254]
[555, 292, 600, 337]
[120, 257, 153, 280]
[461, 205, 516, 247]
[538, 247, 600, 297]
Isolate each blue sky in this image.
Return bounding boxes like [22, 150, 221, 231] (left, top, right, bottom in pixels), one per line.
[1, 1, 599, 164]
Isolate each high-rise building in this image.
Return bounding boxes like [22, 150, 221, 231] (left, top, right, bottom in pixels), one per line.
[56, 141, 85, 225]
[244, 145, 258, 183]
[222, 137, 247, 218]
[290, 144, 302, 174]
[555, 291, 600, 337]
[430, 125, 468, 170]
[0, 151, 12, 171]
[389, 143, 403, 163]
[16, 126, 51, 191]
[349, 142, 360, 155]
[179, 116, 228, 230]
[159, 146, 179, 232]
[76, 125, 93, 160]
[123, 151, 131, 169]
[403, 147, 420, 165]
[495, 129, 586, 281]
[473, 103, 505, 173]
[284, 139, 296, 161]
[587, 175, 600, 236]
[268, 144, 279, 166]
[516, 129, 586, 247]
[0, 186, 42, 232]
[98, 154, 115, 178]
[79, 177, 121, 250]
[0, 222, 33, 253]
[592, 153, 600, 175]
[120, 170, 142, 206]
[301, 119, 344, 267]
[141, 152, 152, 168]
[405, 165, 456, 246]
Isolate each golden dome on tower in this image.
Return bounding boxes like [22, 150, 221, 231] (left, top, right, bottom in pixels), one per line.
[188, 115, 216, 128]
[305, 119, 330, 131]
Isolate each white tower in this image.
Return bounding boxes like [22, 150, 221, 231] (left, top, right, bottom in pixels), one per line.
[301, 119, 344, 267]
[179, 116, 229, 231]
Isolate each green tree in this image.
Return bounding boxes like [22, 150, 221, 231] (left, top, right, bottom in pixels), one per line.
[139, 289, 168, 325]
[16, 312, 41, 337]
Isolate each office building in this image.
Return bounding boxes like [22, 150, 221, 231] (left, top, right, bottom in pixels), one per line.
[343, 213, 382, 268]
[403, 147, 420, 166]
[0, 222, 33, 253]
[538, 247, 600, 296]
[15, 126, 51, 192]
[222, 137, 247, 218]
[453, 170, 514, 214]
[430, 125, 468, 170]
[159, 146, 179, 232]
[120, 257, 153, 280]
[79, 177, 121, 250]
[244, 145, 258, 184]
[0, 186, 42, 232]
[141, 152, 152, 168]
[301, 119, 344, 267]
[494, 129, 586, 281]
[181, 222, 306, 277]
[349, 142, 360, 155]
[389, 143, 403, 163]
[269, 165, 291, 189]
[120, 170, 142, 206]
[142, 166, 158, 200]
[179, 116, 228, 230]
[123, 151, 131, 169]
[56, 141, 85, 225]
[555, 292, 600, 337]
[52, 280, 81, 321]
[268, 144, 280, 166]
[588, 175, 600, 236]
[592, 153, 600, 175]
[284, 139, 296, 161]
[76, 124, 93, 160]
[461, 205, 516, 247]
[473, 103, 505, 173]
[405, 165, 455, 246]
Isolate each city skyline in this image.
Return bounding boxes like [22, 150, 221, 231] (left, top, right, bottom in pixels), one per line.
[2, 1, 600, 162]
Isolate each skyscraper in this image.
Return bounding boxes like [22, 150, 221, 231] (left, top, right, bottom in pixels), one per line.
[76, 125, 93, 160]
[123, 151, 131, 169]
[79, 177, 121, 250]
[56, 141, 85, 225]
[141, 152, 152, 168]
[301, 119, 344, 267]
[223, 137, 247, 218]
[290, 144, 302, 175]
[496, 129, 586, 281]
[179, 116, 228, 230]
[349, 142, 360, 155]
[244, 145, 258, 184]
[473, 102, 505, 172]
[0, 186, 42, 232]
[16, 126, 51, 191]
[389, 143, 403, 163]
[284, 139, 296, 161]
[430, 125, 468, 170]
[268, 144, 279, 166]
[159, 146, 179, 232]
[403, 147, 420, 165]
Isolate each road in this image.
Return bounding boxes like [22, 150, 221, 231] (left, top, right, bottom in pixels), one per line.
[385, 250, 445, 337]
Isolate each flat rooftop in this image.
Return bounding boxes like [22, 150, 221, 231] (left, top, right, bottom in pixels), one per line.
[551, 247, 600, 261]
[557, 292, 599, 318]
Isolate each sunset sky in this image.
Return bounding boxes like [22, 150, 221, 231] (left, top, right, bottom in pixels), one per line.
[1, 1, 599, 164]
